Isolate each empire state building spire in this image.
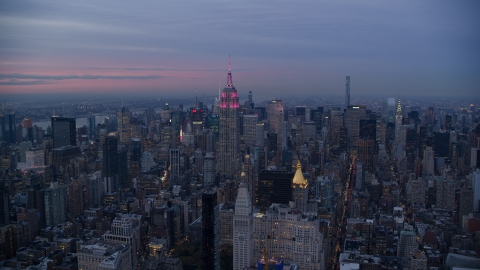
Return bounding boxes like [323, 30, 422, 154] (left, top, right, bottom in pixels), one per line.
[226, 55, 233, 88]
[217, 56, 240, 176]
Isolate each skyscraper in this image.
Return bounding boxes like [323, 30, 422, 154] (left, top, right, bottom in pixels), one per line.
[291, 161, 309, 213]
[345, 76, 350, 108]
[202, 191, 220, 270]
[0, 181, 10, 226]
[203, 152, 216, 185]
[117, 107, 130, 145]
[257, 170, 293, 211]
[51, 116, 76, 149]
[103, 134, 118, 194]
[423, 147, 435, 176]
[233, 184, 254, 270]
[247, 90, 254, 109]
[267, 100, 284, 133]
[88, 115, 96, 139]
[217, 58, 240, 176]
[344, 105, 367, 149]
[68, 179, 84, 218]
[243, 114, 258, 150]
[4, 113, 17, 144]
[44, 182, 66, 226]
[170, 149, 180, 184]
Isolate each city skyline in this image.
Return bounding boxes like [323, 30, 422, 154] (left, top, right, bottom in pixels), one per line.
[1, 0, 479, 101]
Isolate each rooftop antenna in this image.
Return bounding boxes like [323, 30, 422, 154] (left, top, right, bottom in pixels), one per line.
[195, 86, 198, 109]
[218, 82, 221, 99]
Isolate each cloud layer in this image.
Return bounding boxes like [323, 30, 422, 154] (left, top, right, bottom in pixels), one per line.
[0, 0, 479, 99]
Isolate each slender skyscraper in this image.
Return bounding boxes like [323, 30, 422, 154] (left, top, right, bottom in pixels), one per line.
[103, 134, 118, 194]
[117, 107, 130, 145]
[202, 191, 220, 270]
[88, 115, 96, 139]
[345, 76, 350, 108]
[217, 57, 240, 176]
[170, 149, 180, 184]
[233, 184, 254, 270]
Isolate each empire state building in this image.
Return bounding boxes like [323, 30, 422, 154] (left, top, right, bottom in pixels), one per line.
[217, 58, 240, 176]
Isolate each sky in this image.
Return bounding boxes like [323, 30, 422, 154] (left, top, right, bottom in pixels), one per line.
[0, 0, 479, 101]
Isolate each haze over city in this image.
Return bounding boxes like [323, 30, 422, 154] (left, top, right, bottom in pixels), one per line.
[2, 1, 480, 270]
[1, 0, 479, 101]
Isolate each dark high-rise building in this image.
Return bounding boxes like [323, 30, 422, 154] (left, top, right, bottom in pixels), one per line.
[360, 119, 376, 141]
[131, 138, 141, 163]
[257, 170, 294, 211]
[247, 90, 254, 109]
[358, 139, 375, 172]
[51, 117, 76, 149]
[345, 105, 367, 149]
[208, 114, 219, 140]
[217, 58, 240, 176]
[345, 76, 350, 108]
[170, 149, 180, 184]
[311, 107, 324, 133]
[458, 188, 473, 223]
[88, 115, 96, 139]
[192, 108, 204, 134]
[433, 132, 450, 158]
[0, 181, 10, 226]
[118, 146, 128, 190]
[444, 115, 453, 130]
[405, 129, 418, 164]
[267, 132, 278, 152]
[0, 114, 4, 142]
[282, 148, 293, 172]
[68, 179, 84, 218]
[338, 127, 348, 152]
[4, 113, 17, 144]
[202, 191, 220, 270]
[419, 126, 428, 159]
[103, 135, 118, 193]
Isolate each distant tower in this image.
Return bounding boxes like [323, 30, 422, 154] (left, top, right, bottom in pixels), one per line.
[395, 98, 402, 141]
[88, 115, 96, 139]
[291, 161, 309, 213]
[267, 100, 284, 133]
[170, 149, 180, 184]
[103, 134, 118, 194]
[5, 113, 17, 144]
[217, 56, 240, 176]
[233, 184, 254, 270]
[345, 76, 350, 108]
[117, 107, 130, 145]
[248, 91, 254, 109]
[51, 116, 76, 148]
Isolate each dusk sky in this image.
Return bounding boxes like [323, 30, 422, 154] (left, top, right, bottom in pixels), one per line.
[1, 0, 479, 101]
